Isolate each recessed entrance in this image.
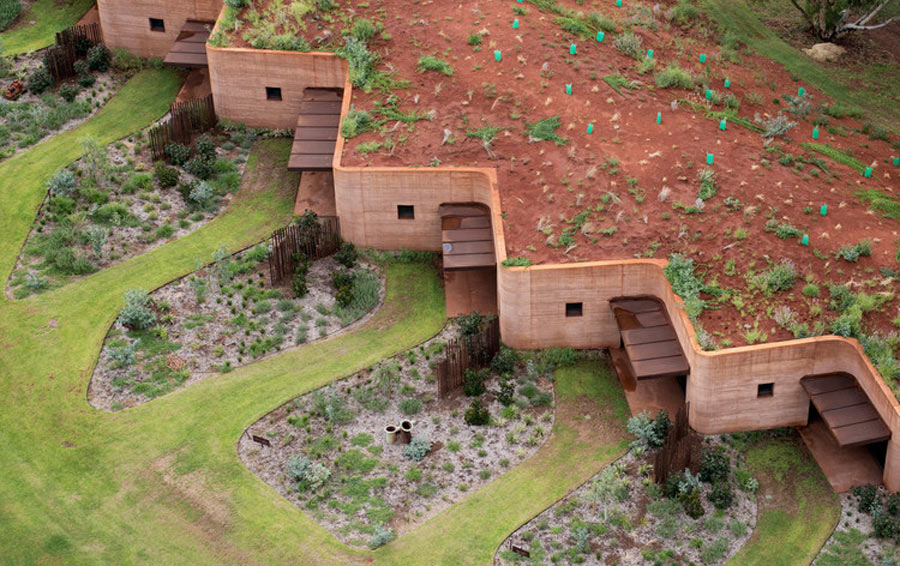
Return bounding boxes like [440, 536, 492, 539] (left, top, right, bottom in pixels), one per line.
[440, 203, 497, 317]
[798, 372, 889, 492]
[608, 297, 689, 418]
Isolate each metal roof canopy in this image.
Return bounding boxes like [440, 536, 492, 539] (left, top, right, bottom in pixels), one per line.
[164, 20, 212, 68]
[610, 297, 689, 380]
[801, 372, 892, 448]
[439, 204, 495, 270]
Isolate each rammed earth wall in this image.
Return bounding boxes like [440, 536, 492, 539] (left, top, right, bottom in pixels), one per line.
[98, 0, 223, 58]
[198, 24, 900, 491]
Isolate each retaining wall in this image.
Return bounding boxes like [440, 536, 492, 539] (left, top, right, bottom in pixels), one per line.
[206, 37, 900, 490]
[97, 0, 222, 58]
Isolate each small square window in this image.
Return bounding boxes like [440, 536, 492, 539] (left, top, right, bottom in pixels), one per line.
[565, 302, 583, 317]
[266, 87, 282, 101]
[397, 205, 415, 219]
[757, 383, 774, 397]
[149, 18, 165, 32]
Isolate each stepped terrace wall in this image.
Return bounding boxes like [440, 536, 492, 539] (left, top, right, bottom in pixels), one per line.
[202, 37, 900, 490]
[97, 0, 222, 58]
[498, 260, 900, 490]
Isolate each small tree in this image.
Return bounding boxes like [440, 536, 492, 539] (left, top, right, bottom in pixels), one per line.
[767, 0, 899, 40]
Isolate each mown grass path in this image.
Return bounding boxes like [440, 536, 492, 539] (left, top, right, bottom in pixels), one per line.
[729, 435, 841, 566]
[1, 0, 95, 55]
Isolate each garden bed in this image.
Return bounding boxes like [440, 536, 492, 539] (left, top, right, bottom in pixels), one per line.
[0, 43, 132, 159]
[238, 325, 561, 548]
[815, 486, 900, 565]
[6, 124, 261, 299]
[496, 432, 758, 566]
[89, 240, 383, 410]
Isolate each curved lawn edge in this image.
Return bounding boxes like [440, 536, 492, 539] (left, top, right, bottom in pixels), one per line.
[728, 433, 841, 566]
[0, 0, 95, 55]
[0, 68, 183, 282]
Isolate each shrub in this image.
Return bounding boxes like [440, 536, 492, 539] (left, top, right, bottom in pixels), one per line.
[121, 172, 153, 195]
[525, 116, 567, 145]
[836, 240, 872, 263]
[0, 0, 22, 31]
[873, 514, 900, 541]
[752, 259, 798, 295]
[332, 269, 380, 325]
[195, 135, 216, 160]
[458, 311, 484, 336]
[398, 397, 423, 415]
[153, 161, 180, 188]
[77, 72, 96, 88]
[350, 18, 377, 43]
[292, 252, 311, 297]
[670, 0, 700, 27]
[285, 455, 331, 491]
[463, 368, 487, 397]
[679, 488, 704, 518]
[755, 112, 797, 143]
[614, 31, 642, 59]
[111, 48, 143, 76]
[369, 524, 395, 549]
[337, 37, 380, 91]
[735, 467, 758, 492]
[697, 168, 716, 201]
[699, 447, 731, 483]
[187, 181, 215, 208]
[185, 155, 215, 180]
[334, 242, 359, 268]
[417, 55, 454, 76]
[58, 83, 79, 103]
[464, 399, 491, 426]
[467, 31, 482, 46]
[28, 65, 53, 94]
[403, 435, 432, 461]
[47, 169, 76, 196]
[165, 142, 191, 166]
[707, 481, 734, 510]
[497, 376, 515, 406]
[106, 339, 139, 368]
[86, 44, 111, 73]
[830, 305, 862, 338]
[852, 483, 880, 514]
[654, 64, 694, 89]
[269, 34, 311, 52]
[627, 410, 670, 450]
[490, 348, 518, 376]
[331, 269, 355, 307]
[118, 288, 156, 330]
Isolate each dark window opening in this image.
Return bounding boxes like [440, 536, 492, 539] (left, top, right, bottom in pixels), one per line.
[397, 205, 415, 219]
[149, 18, 165, 32]
[757, 382, 774, 397]
[266, 87, 283, 101]
[565, 302, 583, 317]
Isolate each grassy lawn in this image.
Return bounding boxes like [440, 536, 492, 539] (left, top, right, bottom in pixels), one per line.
[703, 0, 900, 133]
[0, 68, 183, 280]
[729, 434, 841, 566]
[0, 0, 95, 55]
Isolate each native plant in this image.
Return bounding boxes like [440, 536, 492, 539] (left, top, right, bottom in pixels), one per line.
[118, 288, 156, 330]
[403, 435, 432, 461]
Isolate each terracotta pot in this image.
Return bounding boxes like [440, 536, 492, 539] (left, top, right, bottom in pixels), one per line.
[385, 425, 398, 445]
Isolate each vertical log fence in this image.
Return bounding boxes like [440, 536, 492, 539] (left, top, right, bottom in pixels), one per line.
[148, 95, 217, 161]
[653, 403, 695, 485]
[436, 317, 501, 398]
[267, 217, 341, 285]
[44, 23, 103, 83]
